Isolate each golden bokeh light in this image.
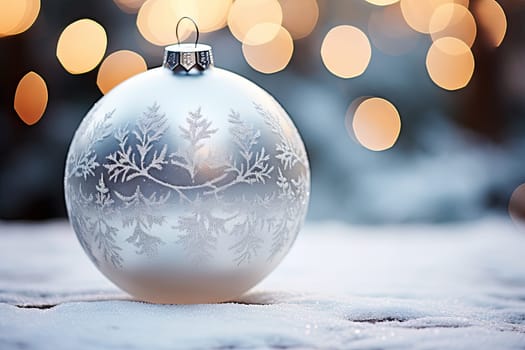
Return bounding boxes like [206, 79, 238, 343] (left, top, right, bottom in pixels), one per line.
[368, 2, 420, 56]
[429, 3, 476, 47]
[242, 24, 293, 74]
[97, 50, 148, 95]
[400, 0, 469, 34]
[56, 19, 108, 74]
[0, 0, 40, 37]
[344, 97, 367, 144]
[365, 0, 400, 6]
[228, 0, 282, 45]
[196, 0, 232, 33]
[426, 36, 474, 90]
[351, 97, 401, 151]
[473, 0, 507, 47]
[279, 0, 319, 40]
[14, 71, 48, 126]
[137, 0, 197, 46]
[243, 22, 282, 47]
[0, 1, 26, 36]
[321, 25, 371, 79]
[509, 184, 525, 230]
[113, 0, 147, 13]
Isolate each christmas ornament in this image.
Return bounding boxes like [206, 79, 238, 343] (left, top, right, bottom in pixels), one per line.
[64, 18, 310, 304]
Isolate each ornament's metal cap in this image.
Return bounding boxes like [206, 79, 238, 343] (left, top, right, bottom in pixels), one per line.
[163, 43, 214, 72]
[163, 17, 213, 73]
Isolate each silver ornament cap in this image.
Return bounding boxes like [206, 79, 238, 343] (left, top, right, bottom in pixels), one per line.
[163, 44, 214, 72]
[163, 17, 214, 72]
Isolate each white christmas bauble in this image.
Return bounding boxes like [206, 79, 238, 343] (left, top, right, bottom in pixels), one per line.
[64, 43, 310, 304]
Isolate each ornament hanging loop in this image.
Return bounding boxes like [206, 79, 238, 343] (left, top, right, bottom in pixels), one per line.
[176, 16, 200, 48]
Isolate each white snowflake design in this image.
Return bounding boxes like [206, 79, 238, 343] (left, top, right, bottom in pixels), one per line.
[65, 102, 309, 268]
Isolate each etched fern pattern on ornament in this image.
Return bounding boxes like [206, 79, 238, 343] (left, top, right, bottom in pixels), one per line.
[114, 186, 170, 257]
[105, 103, 169, 184]
[67, 177, 123, 268]
[255, 104, 309, 260]
[223, 110, 274, 187]
[256, 103, 307, 170]
[104, 104, 275, 196]
[175, 110, 275, 264]
[170, 107, 219, 182]
[269, 168, 308, 259]
[101, 103, 172, 255]
[175, 197, 234, 264]
[105, 104, 229, 203]
[220, 112, 276, 264]
[66, 109, 114, 179]
[89, 174, 123, 267]
[68, 101, 305, 264]
[66, 106, 116, 265]
[68, 184, 100, 266]
[229, 194, 275, 265]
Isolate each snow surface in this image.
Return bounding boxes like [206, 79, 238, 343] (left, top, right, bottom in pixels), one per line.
[1, 219, 525, 349]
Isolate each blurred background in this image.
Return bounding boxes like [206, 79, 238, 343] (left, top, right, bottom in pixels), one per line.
[0, 0, 524, 224]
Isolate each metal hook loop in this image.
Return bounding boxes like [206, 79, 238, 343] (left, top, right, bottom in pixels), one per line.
[176, 16, 199, 48]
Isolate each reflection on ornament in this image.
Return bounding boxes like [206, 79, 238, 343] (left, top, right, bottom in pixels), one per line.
[64, 19, 310, 304]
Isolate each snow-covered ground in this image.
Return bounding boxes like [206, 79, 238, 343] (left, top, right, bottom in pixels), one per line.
[1, 219, 524, 349]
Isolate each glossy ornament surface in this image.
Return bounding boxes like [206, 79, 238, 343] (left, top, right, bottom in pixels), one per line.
[64, 41, 310, 304]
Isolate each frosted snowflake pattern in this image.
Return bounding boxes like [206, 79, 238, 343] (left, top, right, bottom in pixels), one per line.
[65, 102, 309, 268]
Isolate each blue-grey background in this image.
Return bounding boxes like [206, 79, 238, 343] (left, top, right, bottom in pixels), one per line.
[0, 0, 524, 223]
